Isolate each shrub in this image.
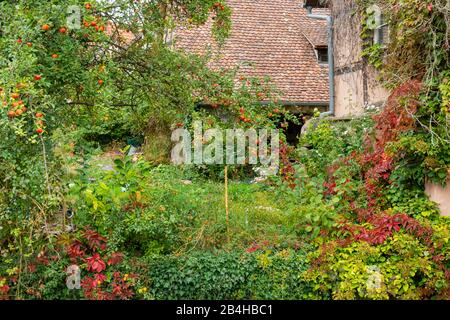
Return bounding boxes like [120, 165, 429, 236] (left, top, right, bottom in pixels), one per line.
[304, 230, 449, 300]
[1, 228, 135, 300]
[144, 248, 312, 300]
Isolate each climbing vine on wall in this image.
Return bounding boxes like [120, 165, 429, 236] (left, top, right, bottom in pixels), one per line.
[355, 0, 450, 181]
[298, 0, 450, 300]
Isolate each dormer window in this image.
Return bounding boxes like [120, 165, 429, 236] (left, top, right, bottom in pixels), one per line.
[164, 29, 174, 46]
[303, 0, 329, 8]
[316, 47, 328, 64]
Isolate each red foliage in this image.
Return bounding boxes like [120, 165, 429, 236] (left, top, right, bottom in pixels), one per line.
[110, 272, 135, 299]
[319, 80, 429, 246]
[0, 278, 10, 300]
[358, 80, 422, 205]
[107, 252, 124, 266]
[245, 240, 270, 253]
[246, 243, 261, 253]
[303, 80, 448, 298]
[341, 212, 433, 245]
[83, 228, 107, 251]
[86, 253, 106, 273]
[323, 181, 337, 196]
[279, 142, 296, 188]
[67, 240, 85, 261]
[36, 250, 49, 266]
[65, 228, 135, 300]
[81, 273, 107, 291]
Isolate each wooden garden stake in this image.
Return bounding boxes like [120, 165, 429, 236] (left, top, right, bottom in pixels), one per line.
[225, 165, 229, 243]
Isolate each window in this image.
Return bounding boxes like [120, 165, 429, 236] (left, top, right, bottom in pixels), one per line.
[316, 47, 328, 64]
[374, 19, 389, 46]
[164, 29, 174, 46]
[370, 11, 389, 46]
[303, 0, 329, 8]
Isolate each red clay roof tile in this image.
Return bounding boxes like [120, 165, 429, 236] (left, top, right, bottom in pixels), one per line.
[174, 0, 330, 104]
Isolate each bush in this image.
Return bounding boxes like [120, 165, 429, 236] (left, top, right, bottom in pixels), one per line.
[304, 229, 449, 300]
[144, 248, 312, 300]
[298, 117, 374, 177]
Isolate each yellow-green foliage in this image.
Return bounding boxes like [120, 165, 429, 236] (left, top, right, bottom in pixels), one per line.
[303, 229, 449, 300]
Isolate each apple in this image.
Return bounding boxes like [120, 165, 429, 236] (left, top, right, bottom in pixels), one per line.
[35, 112, 44, 118]
[41, 24, 50, 31]
[34, 75, 42, 81]
[51, 54, 59, 59]
[36, 128, 44, 134]
[7, 110, 15, 118]
[59, 27, 67, 34]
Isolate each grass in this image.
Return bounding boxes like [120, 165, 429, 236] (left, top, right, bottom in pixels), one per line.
[77, 152, 298, 253]
[147, 168, 295, 250]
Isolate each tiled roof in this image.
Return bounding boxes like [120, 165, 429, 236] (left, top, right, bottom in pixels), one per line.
[174, 0, 330, 104]
[301, 20, 329, 48]
[105, 21, 138, 45]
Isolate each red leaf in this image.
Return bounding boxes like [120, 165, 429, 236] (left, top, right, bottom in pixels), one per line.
[86, 253, 106, 273]
[83, 229, 107, 251]
[107, 252, 124, 266]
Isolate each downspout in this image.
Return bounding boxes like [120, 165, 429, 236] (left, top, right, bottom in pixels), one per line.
[304, 5, 335, 117]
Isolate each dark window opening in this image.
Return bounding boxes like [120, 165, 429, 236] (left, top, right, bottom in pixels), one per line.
[304, 0, 329, 8]
[376, 25, 389, 46]
[278, 114, 307, 146]
[317, 47, 328, 63]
